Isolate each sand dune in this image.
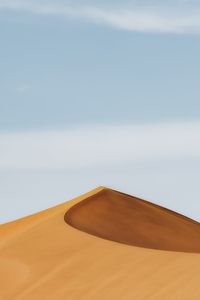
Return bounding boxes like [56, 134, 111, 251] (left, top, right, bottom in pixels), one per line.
[1, 187, 200, 299]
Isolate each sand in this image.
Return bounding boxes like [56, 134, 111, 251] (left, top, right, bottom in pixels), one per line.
[1, 186, 200, 299]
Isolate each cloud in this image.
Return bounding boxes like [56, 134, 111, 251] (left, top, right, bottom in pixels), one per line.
[1, 121, 200, 223]
[17, 84, 31, 93]
[1, 122, 200, 170]
[1, 0, 200, 33]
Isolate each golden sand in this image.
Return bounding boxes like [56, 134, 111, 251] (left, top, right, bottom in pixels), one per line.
[1, 187, 200, 299]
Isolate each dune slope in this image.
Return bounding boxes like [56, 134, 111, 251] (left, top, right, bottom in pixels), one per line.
[65, 188, 200, 252]
[1, 187, 200, 300]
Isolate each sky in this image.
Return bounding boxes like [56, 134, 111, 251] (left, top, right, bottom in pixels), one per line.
[1, 0, 200, 223]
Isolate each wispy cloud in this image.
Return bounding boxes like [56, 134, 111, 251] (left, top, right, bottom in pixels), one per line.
[1, 122, 200, 170]
[1, 0, 200, 33]
[1, 121, 200, 223]
[17, 84, 31, 93]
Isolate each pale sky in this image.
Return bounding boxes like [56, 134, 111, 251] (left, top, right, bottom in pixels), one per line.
[1, 0, 200, 223]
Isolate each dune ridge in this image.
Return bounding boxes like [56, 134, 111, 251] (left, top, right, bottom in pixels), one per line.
[1, 186, 200, 300]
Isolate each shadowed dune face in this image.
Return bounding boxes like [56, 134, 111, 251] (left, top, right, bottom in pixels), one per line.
[65, 189, 200, 253]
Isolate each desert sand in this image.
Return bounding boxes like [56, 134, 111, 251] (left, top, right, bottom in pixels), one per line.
[1, 186, 200, 299]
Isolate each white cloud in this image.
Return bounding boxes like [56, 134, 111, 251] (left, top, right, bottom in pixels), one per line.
[1, 0, 200, 33]
[1, 122, 200, 170]
[17, 84, 31, 93]
[1, 122, 200, 223]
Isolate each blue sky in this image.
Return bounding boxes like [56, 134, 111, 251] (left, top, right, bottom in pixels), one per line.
[1, 0, 200, 223]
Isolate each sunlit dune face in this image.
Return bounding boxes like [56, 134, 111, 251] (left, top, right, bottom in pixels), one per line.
[0, 258, 30, 297]
[65, 189, 200, 253]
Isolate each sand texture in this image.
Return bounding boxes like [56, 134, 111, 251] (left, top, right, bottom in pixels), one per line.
[1, 187, 200, 299]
